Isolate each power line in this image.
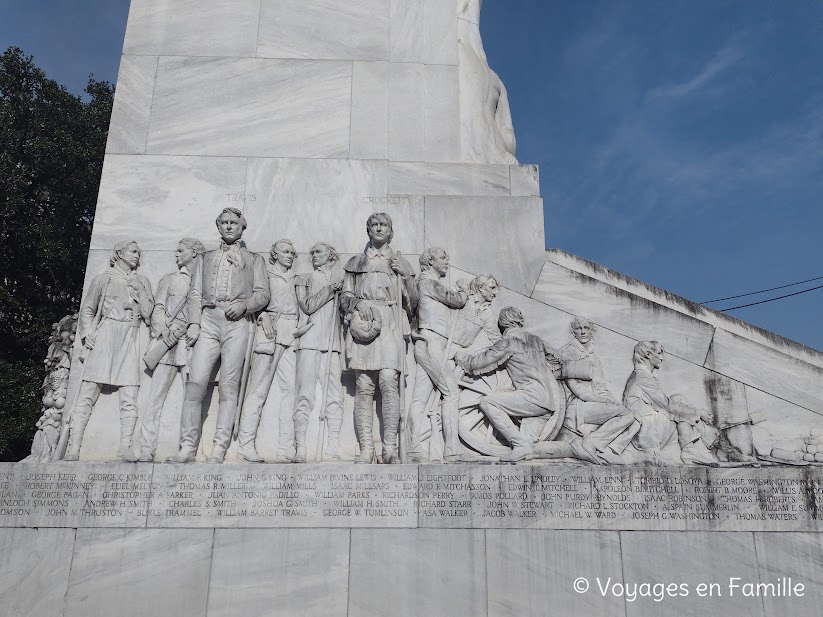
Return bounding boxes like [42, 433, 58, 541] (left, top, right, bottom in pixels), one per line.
[719, 284, 823, 312]
[702, 275, 823, 304]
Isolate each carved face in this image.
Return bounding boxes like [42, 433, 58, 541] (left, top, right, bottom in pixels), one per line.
[217, 211, 244, 244]
[118, 243, 141, 270]
[478, 279, 498, 303]
[649, 344, 664, 369]
[310, 243, 331, 269]
[176, 242, 196, 268]
[367, 215, 391, 245]
[430, 249, 449, 277]
[273, 242, 296, 269]
[572, 323, 594, 345]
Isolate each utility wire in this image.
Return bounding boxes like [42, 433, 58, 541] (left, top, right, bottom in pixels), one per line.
[702, 275, 823, 304]
[719, 284, 823, 312]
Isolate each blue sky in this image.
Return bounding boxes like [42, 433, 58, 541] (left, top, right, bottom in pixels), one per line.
[2, 0, 822, 349]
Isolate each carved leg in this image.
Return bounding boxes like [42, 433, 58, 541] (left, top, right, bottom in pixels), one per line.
[379, 369, 401, 464]
[117, 385, 139, 460]
[324, 352, 345, 461]
[64, 381, 101, 461]
[136, 363, 178, 460]
[354, 371, 376, 464]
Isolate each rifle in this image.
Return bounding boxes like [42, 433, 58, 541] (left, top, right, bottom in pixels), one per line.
[396, 253, 409, 463]
[315, 290, 341, 462]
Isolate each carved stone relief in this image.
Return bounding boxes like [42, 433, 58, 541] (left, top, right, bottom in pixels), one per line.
[42, 210, 815, 470]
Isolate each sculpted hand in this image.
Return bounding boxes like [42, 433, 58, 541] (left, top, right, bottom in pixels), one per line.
[330, 280, 343, 294]
[126, 277, 146, 297]
[453, 349, 469, 368]
[390, 256, 412, 279]
[260, 313, 276, 340]
[84, 334, 96, 350]
[186, 324, 200, 346]
[224, 300, 246, 321]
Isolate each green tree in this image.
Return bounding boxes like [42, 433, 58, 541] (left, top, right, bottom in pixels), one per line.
[0, 47, 113, 460]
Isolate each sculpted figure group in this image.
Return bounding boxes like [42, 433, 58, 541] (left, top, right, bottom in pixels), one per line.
[53, 209, 768, 467]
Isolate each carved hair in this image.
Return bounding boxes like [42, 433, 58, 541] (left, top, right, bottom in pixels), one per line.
[215, 207, 247, 230]
[270, 239, 296, 263]
[633, 340, 663, 365]
[469, 274, 497, 295]
[178, 237, 205, 256]
[110, 240, 139, 267]
[569, 316, 596, 334]
[419, 247, 447, 270]
[497, 306, 524, 333]
[311, 242, 339, 263]
[366, 212, 394, 244]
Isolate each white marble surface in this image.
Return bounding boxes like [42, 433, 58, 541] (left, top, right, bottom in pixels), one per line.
[620, 531, 764, 617]
[258, 0, 389, 61]
[0, 528, 75, 616]
[389, 63, 425, 161]
[348, 529, 487, 617]
[706, 328, 823, 415]
[745, 386, 823, 444]
[510, 164, 540, 196]
[123, 0, 261, 57]
[390, 0, 458, 65]
[208, 529, 350, 616]
[423, 65, 460, 162]
[90, 154, 248, 251]
[425, 196, 545, 295]
[147, 57, 352, 158]
[244, 158, 425, 254]
[106, 55, 157, 155]
[486, 530, 625, 617]
[755, 533, 823, 617]
[532, 261, 716, 366]
[64, 528, 213, 617]
[388, 162, 510, 196]
[351, 61, 389, 160]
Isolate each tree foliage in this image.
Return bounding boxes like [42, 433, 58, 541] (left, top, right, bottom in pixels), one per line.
[0, 47, 113, 459]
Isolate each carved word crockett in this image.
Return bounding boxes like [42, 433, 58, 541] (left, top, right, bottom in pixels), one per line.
[63, 241, 154, 461]
[293, 242, 345, 462]
[622, 341, 719, 465]
[128, 238, 205, 462]
[341, 213, 418, 464]
[408, 248, 475, 463]
[458, 0, 517, 164]
[236, 239, 299, 463]
[454, 307, 565, 462]
[550, 317, 638, 464]
[23, 314, 77, 462]
[167, 208, 269, 464]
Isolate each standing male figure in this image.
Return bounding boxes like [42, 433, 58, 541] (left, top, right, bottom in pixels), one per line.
[129, 237, 204, 462]
[451, 274, 501, 349]
[407, 247, 469, 463]
[236, 239, 299, 463]
[623, 341, 719, 465]
[454, 307, 565, 462]
[64, 240, 154, 461]
[557, 317, 638, 460]
[292, 242, 344, 462]
[341, 213, 418, 464]
[167, 208, 269, 464]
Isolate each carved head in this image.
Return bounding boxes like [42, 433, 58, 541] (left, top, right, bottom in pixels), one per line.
[177, 237, 205, 268]
[215, 207, 246, 244]
[470, 274, 499, 303]
[366, 212, 394, 245]
[110, 240, 141, 270]
[633, 341, 664, 370]
[310, 242, 339, 269]
[497, 306, 524, 334]
[570, 317, 596, 345]
[270, 239, 297, 269]
[419, 247, 449, 277]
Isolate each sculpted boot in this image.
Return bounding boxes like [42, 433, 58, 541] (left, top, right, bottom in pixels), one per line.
[63, 416, 90, 461]
[354, 393, 375, 464]
[166, 447, 196, 464]
[293, 414, 309, 463]
[325, 415, 344, 461]
[118, 413, 139, 461]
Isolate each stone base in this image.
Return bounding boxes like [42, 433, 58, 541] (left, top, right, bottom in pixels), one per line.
[3, 462, 823, 616]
